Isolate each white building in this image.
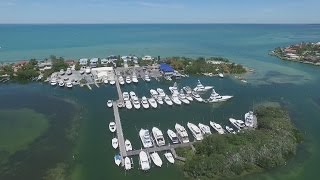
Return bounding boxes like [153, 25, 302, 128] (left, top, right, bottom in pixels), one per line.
[79, 58, 88, 66]
[90, 58, 99, 67]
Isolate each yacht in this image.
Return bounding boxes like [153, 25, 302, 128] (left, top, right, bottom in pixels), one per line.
[125, 76, 131, 84]
[156, 88, 166, 97]
[164, 95, 173, 106]
[218, 73, 224, 78]
[109, 79, 115, 85]
[210, 121, 225, 134]
[107, 100, 113, 108]
[150, 152, 163, 167]
[226, 126, 236, 134]
[118, 76, 125, 85]
[59, 69, 65, 75]
[187, 122, 203, 141]
[125, 139, 132, 151]
[58, 80, 65, 87]
[132, 96, 141, 109]
[193, 80, 213, 92]
[167, 129, 179, 144]
[114, 154, 121, 166]
[141, 96, 150, 109]
[139, 151, 150, 171]
[139, 129, 153, 148]
[164, 152, 175, 164]
[198, 123, 212, 135]
[183, 86, 192, 94]
[152, 127, 165, 146]
[156, 96, 164, 105]
[109, 122, 116, 132]
[169, 82, 179, 94]
[145, 74, 151, 82]
[125, 100, 133, 110]
[148, 98, 158, 108]
[132, 74, 138, 83]
[207, 89, 233, 103]
[175, 123, 189, 143]
[66, 81, 73, 88]
[150, 89, 158, 97]
[192, 91, 204, 102]
[123, 92, 130, 101]
[85, 67, 91, 74]
[124, 157, 132, 170]
[178, 89, 190, 104]
[185, 93, 193, 101]
[229, 118, 246, 130]
[50, 78, 57, 86]
[171, 94, 182, 105]
[245, 111, 255, 127]
[112, 138, 118, 149]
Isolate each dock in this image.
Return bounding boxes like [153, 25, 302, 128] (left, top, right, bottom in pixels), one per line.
[113, 101, 127, 165]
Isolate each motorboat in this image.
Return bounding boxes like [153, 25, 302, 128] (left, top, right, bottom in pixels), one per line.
[114, 154, 121, 166]
[245, 111, 255, 127]
[169, 82, 179, 94]
[150, 89, 158, 97]
[198, 123, 212, 135]
[85, 67, 91, 74]
[118, 76, 125, 85]
[183, 86, 192, 94]
[185, 93, 193, 101]
[141, 96, 150, 109]
[107, 100, 113, 108]
[148, 98, 158, 108]
[191, 91, 204, 102]
[58, 81, 65, 87]
[66, 81, 73, 88]
[139, 129, 153, 148]
[207, 89, 233, 103]
[175, 123, 189, 143]
[103, 78, 108, 84]
[226, 126, 236, 134]
[145, 74, 151, 82]
[59, 69, 65, 75]
[109, 122, 116, 132]
[123, 92, 130, 101]
[156, 96, 164, 105]
[218, 73, 224, 78]
[171, 94, 182, 105]
[210, 121, 225, 134]
[125, 76, 131, 84]
[50, 78, 57, 86]
[178, 89, 190, 104]
[164, 95, 173, 106]
[164, 152, 175, 164]
[152, 127, 166, 146]
[157, 88, 166, 97]
[112, 138, 118, 149]
[139, 151, 150, 171]
[109, 79, 115, 85]
[66, 68, 72, 75]
[193, 80, 213, 92]
[125, 100, 133, 109]
[167, 129, 179, 144]
[132, 96, 141, 109]
[129, 91, 137, 99]
[132, 74, 138, 83]
[229, 118, 246, 130]
[124, 157, 132, 170]
[125, 139, 132, 151]
[187, 122, 203, 141]
[150, 152, 163, 167]
[79, 69, 84, 74]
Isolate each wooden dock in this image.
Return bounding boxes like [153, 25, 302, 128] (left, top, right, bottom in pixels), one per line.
[113, 102, 127, 166]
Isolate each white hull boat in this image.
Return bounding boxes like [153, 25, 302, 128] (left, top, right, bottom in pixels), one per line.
[141, 96, 150, 109]
[150, 152, 163, 167]
[156, 96, 164, 105]
[145, 75, 151, 82]
[169, 82, 179, 94]
[187, 122, 203, 141]
[198, 123, 212, 135]
[125, 76, 131, 84]
[123, 92, 130, 101]
[109, 80, 115, 85]
[175, 123, 189, 143]
[226, 126, 236, 134]
[107, 100, 113, 108]
[207, 89, 233, 103]
[109, 122, 116, 132]
[58, 81, 65, 87]
[150, 89, 158, 97]
[219, 73, 224, 78]
[193, 80, 213, 92]
[156, 88, 166, 97]
[66, 81, 73, 88]
[192, 92, 204, 102]
[210, 121, 225, 134]
[171, 94, 182, 105]
[118, 76, 125, 85]
[139, 151, 150, 171]
[152, 127, 166, 146]
[50, 79, 57, 86]
[178, 90, 190, 104]
[114, 154, 121, 166]
[125, 100, 133, 109]
[112, 138, 118, 149]
[183, 86, 192, 94]
[164, 95, 173, 106]
[125, 139, 132, 151]
[132, 75, 138, 83]
[185, 93, 193, 101]
[229, 118, 246, 130]
[132, 97, 141, 109]
[124, 157, 132, 170]
[245, 111, 255, 128]
[167, 129, 179, 144]
[164, 152, 175, 164]
[103, 79, 108, 84]
[139, 129, 153, 148]
[148, 98, 158, 108]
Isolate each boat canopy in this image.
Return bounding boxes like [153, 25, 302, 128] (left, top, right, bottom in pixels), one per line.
[160, 63, 174, 72]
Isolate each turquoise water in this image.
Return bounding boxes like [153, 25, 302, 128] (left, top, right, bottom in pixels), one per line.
[0, 24, 320, 179]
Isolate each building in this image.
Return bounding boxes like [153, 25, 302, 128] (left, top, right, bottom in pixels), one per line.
[101, 58, 108, 66]
[90, 58, 99, 67]
[79, 58, 88, 66]
[159, 63, 174, 76]
[38, 61, 52, 71]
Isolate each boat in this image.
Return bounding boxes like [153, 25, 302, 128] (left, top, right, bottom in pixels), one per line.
[107, 100, 113, 108]
[187, 122, 203, 141]
[150, 89, 158, 97]
[167, 129, 179, 144]
[125, 76, 131, 84]
[66, 68, 72, 75]
[109, 122, 116, 132]
[152, 127, 166, 146]
[156, 88, 166, 97]
[145, 74, 151, 82]
[103, 78, 108, 84]
[175, 123, 189, 143]
[124, 157, 132, 170]
[58, 81, 65, 87]
[139, 129, 153, 148]
[59, 69, 65, 75]
[132, 96, 141, 109]
[156, 96, 164, 105]
[50, 78, 57, 86]
[109, 80, 115, 85]
[229, 118, 246, 130]
[123, 92, 130, 101]
[139, 151, 150, 171]
[178, 89, 190, 104]
[191, 91, 204, 102]
[148, 98, 158, 108]
[125, 139, 132, 151]
[218, 73, 224, 78]
[164, 95, 173, 106]
[210, 121, 225, 134]
[171, 94, 182, 105]
[132, 74, 138, 83]
[169, 82, 179, 94]
[193, 80, 213, 92]
[118, 76, 125, 85]
[245, 111, 255, 127]
[85, 67, 91, 74]
[66, 81, 73, 88]
[183, 86, 192, 94]
[150, 152, 163, 167]
[114, 154, 121, 166]
[141, 96, 150, 109]
[198, 123, 212, 135]
[207, 89, 233, 103]
[112, 138, 118, 149]
[185, 93, 193, 101]
[125, 100, 133, 109]
[164, 152, 175, 164]
[225, 126, 236, 134]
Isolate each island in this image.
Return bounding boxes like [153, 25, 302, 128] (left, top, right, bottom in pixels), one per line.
[270, 42, 320, 65]
[176, 104, 303, 179]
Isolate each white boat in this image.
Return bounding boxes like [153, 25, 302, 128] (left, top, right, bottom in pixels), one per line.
[109, 80, 115, 85]
[185, 93, 193, 101]
[125, 100, 133, 109]
[79, 69, 84, 74]
[169, 82, 179, 94]
[207, 89, 233, 103]
[132, 74, 138, 83]
[118, 76, 125, 85]
[193, 80, 213, 92]
[152, 127, 166, 146]
[156, 88, 166, 97]
[103, 78, 108, 84]
[141, 96, 150, 109]
[229, 118, 246, 130]
[164, 152, 175, 164]
[150, 89, 158, 97]
[156, 96, 164, 105]
[198, 123, 212, 135]
[183, 86, 192, 94]
[125, 139, 132, 151]
[171, 94, 182, 105]
[66, 81, 73, 88]
[85, 67, 91, 74]
[191, 91, 204, 102]
[125, 76, 131, 84]
[139, 151, 150, 171]
[145, 74, 151, 82]
[139, 129, 153, 148]
[112, 138, 118, 149]
[148, 98, 158, 108]
[123, 92, 130, 101]
[187, 122, 203, 141]
[150, 152, 163, 167]
[218, 73, 224, 78]
[58, 81, 65, 87]
[107, 100, 113, 108]
[164, 95, 173, 106]
[124, 157, 132, 170]
[167, 129, 179, 144]
[178, 89, 190, 104]
[109, 122, 116, 132]
[114, 154, 121, 166]
[129, 91, 137, 99]
[59, 69, 65, 75]
[210, 121, 225, 134]
[132, 96, 141, 109]
[245, 111, 255, 127]
[226, 126, 236, 134]
[175, 123, 189, 143]
[50, 78, 57, 86]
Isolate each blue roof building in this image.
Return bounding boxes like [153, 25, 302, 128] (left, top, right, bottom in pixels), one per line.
[159, 63, 174, 76]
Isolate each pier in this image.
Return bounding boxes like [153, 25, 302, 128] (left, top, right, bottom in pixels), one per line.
[113, 101, 127, 165]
